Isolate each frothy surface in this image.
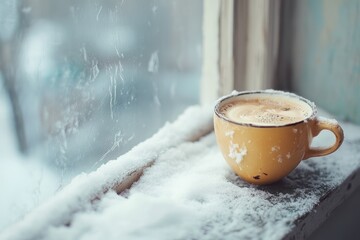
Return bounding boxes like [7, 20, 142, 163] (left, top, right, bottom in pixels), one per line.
[219, 96, 312, 126]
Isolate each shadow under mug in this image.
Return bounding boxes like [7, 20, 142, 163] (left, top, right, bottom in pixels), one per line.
[214, 90, 344, 185]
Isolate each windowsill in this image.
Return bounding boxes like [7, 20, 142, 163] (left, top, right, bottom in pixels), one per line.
[2, 106, 360, 240]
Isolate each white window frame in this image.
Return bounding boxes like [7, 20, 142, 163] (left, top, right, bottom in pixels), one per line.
[201, 0, 280, 105]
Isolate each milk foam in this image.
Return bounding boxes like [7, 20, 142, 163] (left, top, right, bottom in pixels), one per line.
[220, 96, 312, 126]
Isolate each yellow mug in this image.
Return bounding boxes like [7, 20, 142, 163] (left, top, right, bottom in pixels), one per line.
[214, 90, 344, 185]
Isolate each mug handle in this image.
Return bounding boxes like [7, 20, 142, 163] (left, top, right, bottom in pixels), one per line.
[304, 117, 344, 159]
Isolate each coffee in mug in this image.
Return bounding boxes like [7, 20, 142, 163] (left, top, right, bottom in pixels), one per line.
[219, 94, 312, 126]
[214, 90, 344, 185]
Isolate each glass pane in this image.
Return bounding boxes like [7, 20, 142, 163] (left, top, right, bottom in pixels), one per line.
[0, 0, 202, 229]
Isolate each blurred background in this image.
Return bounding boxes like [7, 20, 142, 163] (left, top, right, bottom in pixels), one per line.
[0, 0, 202, 229]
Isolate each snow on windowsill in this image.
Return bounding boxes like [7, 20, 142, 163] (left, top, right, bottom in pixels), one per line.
[2, 106, 360, 240]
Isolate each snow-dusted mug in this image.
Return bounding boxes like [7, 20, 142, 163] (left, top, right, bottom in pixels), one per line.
[214, 90, 344, 185]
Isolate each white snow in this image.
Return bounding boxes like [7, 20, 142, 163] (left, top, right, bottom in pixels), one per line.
[1, 104, 360, 240]
[317, 116, 339, 125]
[228, 142, 247, 165]
[226, 131, 247, 164]
[0, 85, 60, 231]
[272, 146, 280, 152]
[225, 130, 247, 164]
[0, 105, 213, 240]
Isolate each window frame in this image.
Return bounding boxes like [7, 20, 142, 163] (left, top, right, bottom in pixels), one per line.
[201, 0, 280, 105]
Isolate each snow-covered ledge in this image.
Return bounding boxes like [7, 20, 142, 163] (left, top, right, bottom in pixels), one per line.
[1, 106, 360, 240]
[0, 106, 213, 240]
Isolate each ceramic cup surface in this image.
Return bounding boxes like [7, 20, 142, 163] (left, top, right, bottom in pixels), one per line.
[214, 90, 344, 185]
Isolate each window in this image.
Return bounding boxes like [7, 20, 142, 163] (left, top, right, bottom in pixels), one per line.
[0, 0, 202, 229]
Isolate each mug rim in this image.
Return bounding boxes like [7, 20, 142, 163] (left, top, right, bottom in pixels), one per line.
[214, 89, 317, 128]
